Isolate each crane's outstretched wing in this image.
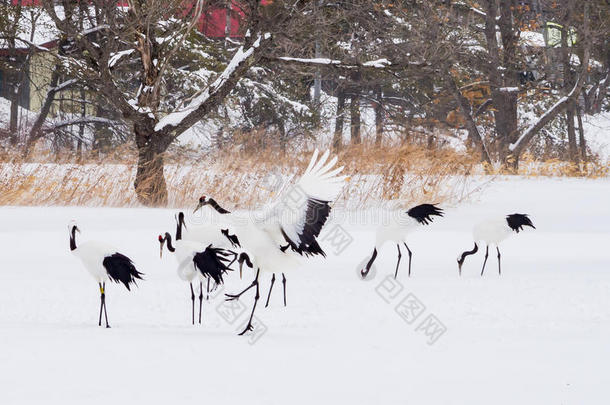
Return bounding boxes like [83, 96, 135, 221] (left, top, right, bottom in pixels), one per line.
[261, 149, 345, 257]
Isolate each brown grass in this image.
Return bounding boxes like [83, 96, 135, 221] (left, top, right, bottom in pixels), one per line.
[0, 143, 480, 208]
[0, 141, 605, 208]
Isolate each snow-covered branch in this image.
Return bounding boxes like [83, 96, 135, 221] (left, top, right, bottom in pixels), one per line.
[108, 49, 135, 68]
[79, 24, 110, 36]
[48, 116, 118, 130]
[14, 37, 51, 51]
[508, 0, 591, 160]
[248, 80, 311, 116]
[155, 32, 272, 134]
[271, 56, 418, 70]
[509, 52, 590, 156]
[51, 79, 78, 92]
[278, 57, 342, 65]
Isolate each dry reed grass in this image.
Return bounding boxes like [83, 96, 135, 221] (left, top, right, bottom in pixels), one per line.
[0, 142, 605, 208]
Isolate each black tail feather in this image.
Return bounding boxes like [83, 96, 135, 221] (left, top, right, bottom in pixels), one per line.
[407, 203, 444, 225]
[103, 253, 144, 291]
[193, 245, 232, 285]
[506, 213, 535, 233]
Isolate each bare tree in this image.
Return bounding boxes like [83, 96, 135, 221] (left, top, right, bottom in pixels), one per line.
[41, 0, 284, 205]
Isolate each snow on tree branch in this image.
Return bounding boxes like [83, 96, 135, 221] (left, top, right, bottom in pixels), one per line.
[48, 116, 118, 130]
[363, 59, 392, 68]
[155, 33, 271, 132]
[108, 49, 135, 68]
[273, 57, 414, 70]
[11, 37, 51, 52]
[248, 80, 311, 116]
[79, 25, 110, 36]
[509, 63, 589, 155]
[51, 79, 78, 92]
[278, 57, 342, 65]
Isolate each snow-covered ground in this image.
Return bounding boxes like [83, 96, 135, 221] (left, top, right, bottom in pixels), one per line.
[0, 177, 609, 404]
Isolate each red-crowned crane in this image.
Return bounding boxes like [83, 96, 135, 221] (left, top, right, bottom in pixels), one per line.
[158, 213, 238, 324]
[457, 213, 536, 276]
[193, 149, 345, 335]
[360, 203, 444, 279]
[69, 222, 144, 328]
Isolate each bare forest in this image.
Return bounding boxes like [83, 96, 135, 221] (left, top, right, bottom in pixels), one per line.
[1, 0, 608, 207]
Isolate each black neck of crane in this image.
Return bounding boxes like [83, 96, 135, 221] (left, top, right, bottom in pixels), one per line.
[458, 242, 478, 266]
[176, 213, 185, 241]
[165, 233, 175, 252]
[70, 226, 77, 251]
[208, 199, 230, 214]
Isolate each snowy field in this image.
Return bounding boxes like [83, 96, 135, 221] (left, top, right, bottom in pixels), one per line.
[1, 177, 609, 404]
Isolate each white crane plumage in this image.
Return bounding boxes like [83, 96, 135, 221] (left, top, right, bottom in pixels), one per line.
[175, 211, 253, 279]
[361, 203, 444, 279]
[193, 149, 345, 335]
[69, 222, 144, 328]
[158, 214, 236, 324]
[457, 213, 536, 276]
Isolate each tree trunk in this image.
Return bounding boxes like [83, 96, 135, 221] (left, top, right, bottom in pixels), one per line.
[278, 118, 286, 152]
[93, 101, 112, 154]
[23, 70, 61, 156]
[560, 23, 579, 164]
[77, 87, 86, 159]
[493, 91, 518, 163]
[484, 1, 519, 166]
[374, 87, 383, 146]
[333, 88, 346, 151]
[133, 119, 171, 206]
[448, 76, 492, 165]
[566, 102, 579, 163]
[350, 94, 361, 145]
[24, 38, 71, 156]
[9, 89, 20, 145]
[576, 105, 586, 162]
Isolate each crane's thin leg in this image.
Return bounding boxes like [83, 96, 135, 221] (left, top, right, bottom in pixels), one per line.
[238, 269, 260, 336]
[206, 278, 210, 301]
[102, 282, 110, 328]
[496, 247, 501, 275]
[198, 282, 203, 324]
[190, 283, 195, 325]
[98, 282, 104, 327]
[282, 273, 287, 307]
[226, 252, 237, 271]
[361, 248, 378, 278]
[264, 273, 276, 308]
[394, 244, 402, 279]
[403, 242, 413, 277]
[225, 276, 258, 301]
[480, 246, 489, 276]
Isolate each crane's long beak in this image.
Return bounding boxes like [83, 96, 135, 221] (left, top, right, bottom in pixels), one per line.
[193, 202, 204, 213]
[457, 260, 462, 276]
[239, 260, 243, 279]
[159, 240, 165, 259]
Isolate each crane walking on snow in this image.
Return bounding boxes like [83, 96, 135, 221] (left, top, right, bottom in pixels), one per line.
[174, 211, 253, 279]
[457, 213, 536, 276]
[69, 222, 144, 328]
[159, 213, 239, 324]
[361, 203, 444, 279]
[193, 149, 345, 335]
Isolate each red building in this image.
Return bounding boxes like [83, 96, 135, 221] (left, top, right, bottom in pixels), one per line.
[10, 0, 249, 39]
